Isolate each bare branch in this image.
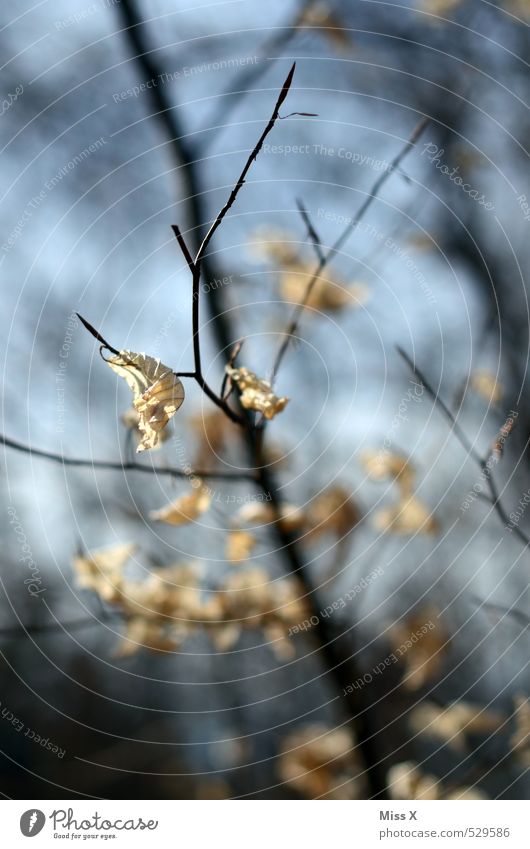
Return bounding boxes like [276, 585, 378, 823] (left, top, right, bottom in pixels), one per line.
[295, 197, 325, 262]
[269, 117, 430, 383]
[396, 347, 530, 549]
[195, 62, 297, 266]
[171, 224, 195, 272]
[0, 434, 257, 482]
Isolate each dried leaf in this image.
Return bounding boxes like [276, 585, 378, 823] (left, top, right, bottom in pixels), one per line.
[373, 496, 438, 536]
[117, 616, 179, 656]
[470, 370, 502, 406]
[281, 263, 368, 312]
[388, 761, 488, 800]
[390, 611, 447, 690]
[226, 366, 289, 420]
[74, 543, 136, 603]
[235, 501, 305, 534]
[445, 787, 488, 800]
[106, 350, 184, 452]
[305, 486, 360, 541]
[247, 227, 300, 265]
[409, 702, 504, 752]
[226, 530, 256, 563]
[121, 407, 170, 449]
[387, 762, 440, 800]
[361, 451, 415, 492]
[278, 725, 365, 799]
[149, 482, 211, 525]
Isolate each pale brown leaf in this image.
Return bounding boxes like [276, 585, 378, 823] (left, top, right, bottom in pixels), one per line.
[225, 366, 289, 420]
[74, 543, 136, 603]
[409, 702, 504, 752]
[225, 530, 256, 563]
[107, 350, 184, 452]
[149, 482, 211, 525]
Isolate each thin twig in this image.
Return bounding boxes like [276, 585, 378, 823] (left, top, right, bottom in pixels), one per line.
[0, 435, 256, 482]
[269, 117, 430, 383]
[195, 62, 296, 265]
[396, 347, 530, 549]
[295, 198, 325, 262]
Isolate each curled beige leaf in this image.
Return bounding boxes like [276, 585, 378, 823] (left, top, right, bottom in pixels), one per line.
[226, 366, 289, 420]
[106, 350, 184, 452]
[149, 482, 211, 525]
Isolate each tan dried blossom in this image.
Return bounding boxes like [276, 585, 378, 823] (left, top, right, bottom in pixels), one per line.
[217, 567, 310, 659]
[305, 486, 360, 542]
[149, 482, 212, 526]
[225, 366, 289, 420]
[281, 263, 369, 312]
[373, 496, 438, 536]
[387, 762, 440, 800]
[247, 227, 301, 265]
[106, 351, 184, 452]
[389, 611, 447, 690]
[76, 542, 309, 659]
[73, 543, 136, 604]
[388, 761, 487, 800]
[225, 530, 257, 563]
[278, 724, 365, 799]
[409, 702, 504, 752]
[470, 370, 502, 406]
[362, 452, 437, 536]
[361, 451, 415, 491]
[235, 501, 305, 534]
[248, 226, 367, 313]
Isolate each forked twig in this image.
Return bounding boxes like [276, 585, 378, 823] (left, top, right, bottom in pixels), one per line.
[396, 346, 529, 548]
[269, 117, 430, 383]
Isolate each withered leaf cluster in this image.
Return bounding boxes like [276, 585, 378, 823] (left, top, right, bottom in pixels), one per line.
[278, 724, 366, 799]
[388, 761, 487, 800]
[249, 227, 369, 313]
[74, 545, 310, 659]
[409, 701, 504, 752]
[362, 450, 437, 535]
